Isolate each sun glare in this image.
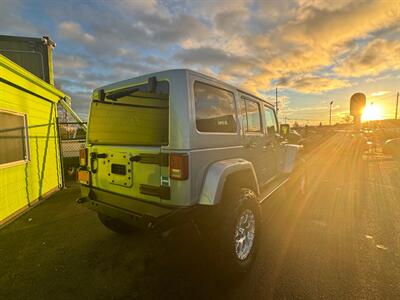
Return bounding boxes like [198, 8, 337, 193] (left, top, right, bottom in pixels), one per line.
[361, 104, 384, 122]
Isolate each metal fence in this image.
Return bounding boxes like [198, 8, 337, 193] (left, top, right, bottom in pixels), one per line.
[56, 101, 87, 186]
[57, 121, 87, 186]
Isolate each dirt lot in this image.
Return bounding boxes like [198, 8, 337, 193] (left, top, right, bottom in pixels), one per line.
[1, 131, 400, 299]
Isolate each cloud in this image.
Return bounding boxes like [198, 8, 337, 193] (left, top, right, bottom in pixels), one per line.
[164, 0, 400, 97]
[53, 5, 209, 58]
[3, 0, 398, 114]
[58, 22, 95, 44]
[175, 47, 240, 66]
[48, 0, 400, 97]
[216, 0, 400, 94]
[149, 14, 209, 43]
[0, 0, 42, 36]
[0, 0, 38, 36]
[117, 0, 158, 13]
[335, 39, 400, 77]
[278, 75, 350, 93]
[228, 0, 399, 95]
[285, 104, 340, 113]
[214, 9, 248, 35]
[175, 46, 264, 87]
[280, 0, 399, 47]
[53, 54, 88, 69]
[177, 0, 250, 21]
[297, 0, 354, 12]
[370, 91, 390, 97]
[69, 91, 91, 120]
[263, 94, 291, 112]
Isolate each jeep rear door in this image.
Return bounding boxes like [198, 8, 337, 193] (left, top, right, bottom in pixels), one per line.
[239, 96, 268, 183]
[86, 80, 170, 204]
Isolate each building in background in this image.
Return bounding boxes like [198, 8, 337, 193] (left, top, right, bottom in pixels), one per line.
[0, 35, 55, 84]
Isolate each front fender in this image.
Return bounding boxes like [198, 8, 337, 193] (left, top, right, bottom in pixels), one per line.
[198, 158, 259, 206]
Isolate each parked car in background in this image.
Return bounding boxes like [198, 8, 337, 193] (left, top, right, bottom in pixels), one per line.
[288, 129, 304, 144]
[77, 69, 306, 277]
[383, 138, 400, 158]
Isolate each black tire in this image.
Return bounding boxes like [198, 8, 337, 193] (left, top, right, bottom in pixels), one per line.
[97, 213, 137, 234]
[214, 187, 262, 278]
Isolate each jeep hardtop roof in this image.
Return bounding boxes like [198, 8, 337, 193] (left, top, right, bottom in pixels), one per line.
[92, 69, 275, 108]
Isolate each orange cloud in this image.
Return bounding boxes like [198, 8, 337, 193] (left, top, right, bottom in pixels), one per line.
[278, 75, 350, 93]
[335, 39, 400, 77]
[204, 0, 400, 93]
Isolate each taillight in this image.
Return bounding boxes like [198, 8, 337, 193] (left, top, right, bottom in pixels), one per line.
[78, 170, 90, 185]
[169, 153, 189, 180]
[79, 148, 88, 167]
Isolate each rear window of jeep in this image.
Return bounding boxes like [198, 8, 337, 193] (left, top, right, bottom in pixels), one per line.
[88, 81, 169, 146]
[194, 82, 237, 133]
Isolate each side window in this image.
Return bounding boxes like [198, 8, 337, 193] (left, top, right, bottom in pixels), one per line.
[264, 105, 278, 135]
[240, 98, 262, 133]
[194, 82, 237, 133]
[0, 110, 29, 165]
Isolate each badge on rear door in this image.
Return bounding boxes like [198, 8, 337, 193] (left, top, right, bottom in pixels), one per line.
[111, 164, 126, 175]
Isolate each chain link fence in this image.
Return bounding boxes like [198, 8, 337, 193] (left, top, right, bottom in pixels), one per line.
[57, 103, 87, 186]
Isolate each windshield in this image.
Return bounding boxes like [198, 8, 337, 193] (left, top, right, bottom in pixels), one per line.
[88, 80, 169, 146]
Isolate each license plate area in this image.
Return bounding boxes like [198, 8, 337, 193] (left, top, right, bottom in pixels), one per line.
[107, 153, 132, 187]
[111, 164, 126, 175]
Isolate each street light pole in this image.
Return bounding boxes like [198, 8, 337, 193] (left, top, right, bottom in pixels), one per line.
[275, 87, 279, 117]
[329, 100, 334, 126]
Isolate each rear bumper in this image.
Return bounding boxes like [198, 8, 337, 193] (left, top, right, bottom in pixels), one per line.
[78, 185, 205, 231]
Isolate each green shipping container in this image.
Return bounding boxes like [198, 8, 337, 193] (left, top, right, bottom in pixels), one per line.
[0, 54, 65, 225]
[0, 35, 54, 84]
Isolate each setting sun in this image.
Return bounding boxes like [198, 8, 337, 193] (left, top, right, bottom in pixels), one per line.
[361, 104, 384, 122]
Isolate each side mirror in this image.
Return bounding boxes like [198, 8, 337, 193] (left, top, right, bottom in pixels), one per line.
[280, 124, 290, 138]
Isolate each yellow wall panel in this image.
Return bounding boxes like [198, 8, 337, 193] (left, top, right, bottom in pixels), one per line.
[0, 54, 65, 223]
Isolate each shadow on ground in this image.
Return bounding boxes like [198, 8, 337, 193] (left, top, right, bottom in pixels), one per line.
[0, 185, 297, 299]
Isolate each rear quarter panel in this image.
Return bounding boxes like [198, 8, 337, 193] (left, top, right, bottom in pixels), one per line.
[185, 72, 245, 204]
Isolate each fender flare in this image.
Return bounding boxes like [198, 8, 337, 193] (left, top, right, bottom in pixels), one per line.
[198, 158, 259, 206]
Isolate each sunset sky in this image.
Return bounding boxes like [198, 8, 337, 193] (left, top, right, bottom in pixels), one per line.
[1, 0, 399, 124]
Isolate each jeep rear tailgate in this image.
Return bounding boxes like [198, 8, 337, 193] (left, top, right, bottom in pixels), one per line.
[85, 79, 170, 206]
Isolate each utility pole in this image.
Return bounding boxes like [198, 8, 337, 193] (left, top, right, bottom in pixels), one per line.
[396, 92, 399, 120]
[329, 100, 334, 126]
[275, 87, 279, 117]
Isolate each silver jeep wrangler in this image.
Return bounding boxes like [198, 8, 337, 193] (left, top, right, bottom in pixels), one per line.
[77, 69, 305, 274]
